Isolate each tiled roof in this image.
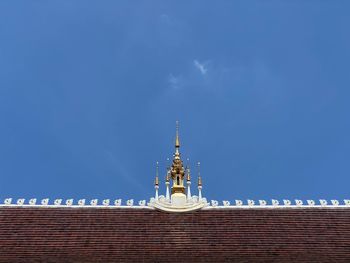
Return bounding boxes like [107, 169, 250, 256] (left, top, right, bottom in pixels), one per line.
[1, 207, 350, 262]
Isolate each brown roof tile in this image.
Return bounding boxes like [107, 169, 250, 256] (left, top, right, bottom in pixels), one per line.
[1, 207, 350, 262]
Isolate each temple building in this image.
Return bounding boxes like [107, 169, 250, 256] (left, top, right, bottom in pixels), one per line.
[1, 123, 350, 262]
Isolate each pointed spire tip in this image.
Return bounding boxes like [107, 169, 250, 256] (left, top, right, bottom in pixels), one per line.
[175, 121, 180, 148]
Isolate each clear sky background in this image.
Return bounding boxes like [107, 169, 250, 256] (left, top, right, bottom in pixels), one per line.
[0, 1, 349, 203]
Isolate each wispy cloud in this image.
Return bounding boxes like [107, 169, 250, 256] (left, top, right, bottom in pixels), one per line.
[168, 74, 182, 89]
[194, 60, 208, 75]
[165, 59, 274, 94]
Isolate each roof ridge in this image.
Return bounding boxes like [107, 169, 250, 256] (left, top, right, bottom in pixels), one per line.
[1, 198, 350, 209]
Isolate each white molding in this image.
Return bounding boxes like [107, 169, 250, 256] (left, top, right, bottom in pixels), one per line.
[54, 199, 62, 205]
[331, 199, 339, 206]
[17, 199, 25, 205]
[149, 200, 207, 212]
[235, 200, 243, 206]
[259, 200, 267, 206]
[248, 199, 255, 206]
[138, 200, 146, 206]
[1, 198, 350, 210]
[0, 204, 155, 209]
[272, 199, 279, 206]
[283, 199, 291, 206]
[211, 200, 219, 207]
[203, 205, 350, 210]
[41, 198, 49, 205]
[320, 199, 328, 206]
[307, 200, 315, 206]
[223, 200, 230, 206]
[295, 199, 303, 206]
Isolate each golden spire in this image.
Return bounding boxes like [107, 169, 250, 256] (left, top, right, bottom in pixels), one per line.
[166, 158, 170, 182]
[186, 158, 191, 181]
[166, 167, 170, 182]
[175, 120, 180, 150]
[186, 166, 191, 181]
[197, 162, 202, 186]
[170, 121, 185, 194]
[154, 161, 159, 186]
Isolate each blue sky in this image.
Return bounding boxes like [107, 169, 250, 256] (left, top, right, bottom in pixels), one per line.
[0, 1, 349, 203]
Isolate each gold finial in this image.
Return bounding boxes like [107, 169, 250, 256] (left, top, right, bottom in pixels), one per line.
[154, 161, 159, 186]
[197, 161, 202, 186]
[170, 121, 185, 194]
[186, 167, 191, 181]
[165, 158, 170, 182]
[166, 167, 170, 182]
[198, 176, 202, 186]
[175, 120, 180, 148]
[186, 158, 191, 181]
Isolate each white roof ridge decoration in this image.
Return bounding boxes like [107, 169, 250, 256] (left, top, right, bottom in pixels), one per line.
[1, 198, 350, 211]
[148, 195, 208, 212]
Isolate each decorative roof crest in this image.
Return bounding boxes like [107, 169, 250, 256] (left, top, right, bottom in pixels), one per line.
[148, 121, 207, 212]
